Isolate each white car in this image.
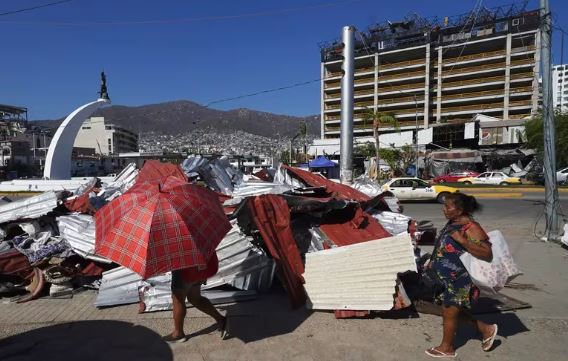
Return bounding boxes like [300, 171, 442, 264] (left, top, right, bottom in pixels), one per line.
[381, 177, 458, 203]
[457, 172, 521, 185]
[557, 167, 568, 183]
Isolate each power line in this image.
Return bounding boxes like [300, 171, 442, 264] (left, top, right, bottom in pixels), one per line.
[0, 0, 364, 26]
[0, 0, 74, 17]
[205, 78, 321, 107]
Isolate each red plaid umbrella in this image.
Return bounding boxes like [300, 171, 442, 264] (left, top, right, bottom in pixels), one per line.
[95, 176, 230, 279]
[136, 160, 187, 185]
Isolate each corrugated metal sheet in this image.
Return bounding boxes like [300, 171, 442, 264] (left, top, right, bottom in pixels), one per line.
[57, 214, 111, 264]
[0, 191, 58, 224]
[140, 278, 257, 312]
[303, 234, 417, 311]
[95, 222, 275, 308]
[97, 163, 138, 201]
[232, 181, 293, 198]
[94, 266, 144, 307]
[204, 222, 275, 291]
[372, 211, 411, 236]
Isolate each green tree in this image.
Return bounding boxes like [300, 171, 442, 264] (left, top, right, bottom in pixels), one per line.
[353, 141, 376, 159]
[299, 121, 308, 162]
[362, 109, 399, 179]
[280, 149, 291, 164]
[378, 148, 401, 175]
[524, 112, 568, 167]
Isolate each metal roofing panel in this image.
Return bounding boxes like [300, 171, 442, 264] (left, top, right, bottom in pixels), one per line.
[303, 234, 417, 311]
[0, 191, 58, 224]
[94, 266, 143, 307]
[203, 222, 275, 291]
[57, 214, 111, 264]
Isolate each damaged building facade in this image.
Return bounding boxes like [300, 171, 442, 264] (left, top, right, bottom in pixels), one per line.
[313, 3, 541, 155]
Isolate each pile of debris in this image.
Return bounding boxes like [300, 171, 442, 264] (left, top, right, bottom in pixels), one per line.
[0, 158, 430, 319]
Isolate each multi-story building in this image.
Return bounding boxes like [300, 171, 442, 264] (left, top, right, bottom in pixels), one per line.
[317, 3, 540, 152]
[74, 116, 139, 155]
[552, 64, 568, 111]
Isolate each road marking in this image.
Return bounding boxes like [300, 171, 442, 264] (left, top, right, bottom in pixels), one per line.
[463, 192, 524, 198]
[456, 187, 568, 192]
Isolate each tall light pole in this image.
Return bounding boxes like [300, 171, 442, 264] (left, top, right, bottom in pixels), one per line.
[339, 26, 355, 184]
[414, 94, 420, 178]
[541, 0, 561, 241]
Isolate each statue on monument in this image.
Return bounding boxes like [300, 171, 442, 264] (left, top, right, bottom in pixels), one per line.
[99, 71, 110, 100]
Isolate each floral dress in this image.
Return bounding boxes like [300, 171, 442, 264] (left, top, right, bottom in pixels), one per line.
[430, 222, 480, 308]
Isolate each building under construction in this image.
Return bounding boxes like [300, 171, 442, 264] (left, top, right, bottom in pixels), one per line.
[318, 3, 540, 150]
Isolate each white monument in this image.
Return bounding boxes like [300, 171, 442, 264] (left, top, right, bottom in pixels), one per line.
[43, 72, 111, 180]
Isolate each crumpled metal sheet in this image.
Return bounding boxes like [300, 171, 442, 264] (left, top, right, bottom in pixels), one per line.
[0, 191, 58, 224]
[204, 222, 275, 291]
[57, 214, 111, 264]
[140, 283, 257, 313]
[98, 163, 139, 201]
[182, 156, 244, 195]
[232, 181, 292, 198]
[278, 165, 370, 202]
[371, 211, 411, 236]
[94, 266, 146, 307]
[303, 234, 417, 311]
[351, 175, 384, 197]
[95, 221, 276, 308]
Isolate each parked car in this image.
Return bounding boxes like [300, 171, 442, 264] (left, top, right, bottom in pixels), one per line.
[433, 171, 480, 184]
[381, 177, 459, 203]
[557, 167, 568, 183]
[457, 172, 521, 185]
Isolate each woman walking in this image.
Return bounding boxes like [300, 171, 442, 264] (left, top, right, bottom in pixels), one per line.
[425, 193, 498, 358]
[163, 254, 227, 343]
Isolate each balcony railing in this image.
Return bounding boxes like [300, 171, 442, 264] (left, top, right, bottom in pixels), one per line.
[441, 102, 504, 113]
[433, 46, 536, 67]
[438, 72, 533, 89]
[443, 58, 534, 76]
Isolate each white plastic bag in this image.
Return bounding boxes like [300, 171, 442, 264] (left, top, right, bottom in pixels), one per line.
[561, 224, 568, 247]
[459, 230, 522, 292]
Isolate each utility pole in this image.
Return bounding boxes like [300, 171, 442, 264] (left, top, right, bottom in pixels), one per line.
[414, 94, 420, 178]
[340, 26, 355, 184]
[541, 0, 561, 241]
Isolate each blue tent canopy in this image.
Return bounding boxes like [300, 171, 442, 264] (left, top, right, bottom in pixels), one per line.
[309, 155, 337, 168]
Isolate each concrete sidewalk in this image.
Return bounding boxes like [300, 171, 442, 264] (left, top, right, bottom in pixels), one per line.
[1, 240, 567, 361]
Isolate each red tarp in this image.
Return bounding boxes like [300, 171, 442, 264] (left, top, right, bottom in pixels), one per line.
[281, 165, 370, 202]
[247, 195, 306, 308]
[64, 184, 97, 214]
[0, 249, 33, 280]
[320, 207, 392, 247]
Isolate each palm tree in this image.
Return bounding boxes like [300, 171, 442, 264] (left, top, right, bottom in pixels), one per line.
[362, 108, 399, 180]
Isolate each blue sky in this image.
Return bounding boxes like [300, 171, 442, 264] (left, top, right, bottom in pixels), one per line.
[1, 0, 567, 120]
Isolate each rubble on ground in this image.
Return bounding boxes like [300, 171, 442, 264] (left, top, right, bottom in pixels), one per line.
[0, 159, 444, 319]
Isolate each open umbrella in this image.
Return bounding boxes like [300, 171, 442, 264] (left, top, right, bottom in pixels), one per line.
[94, 176, 230, 279]
[136, 160, 187, 185]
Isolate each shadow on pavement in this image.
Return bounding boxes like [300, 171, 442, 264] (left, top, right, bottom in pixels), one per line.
[454, 312, 530, 350]
[218, 285, 312, 343]
[0, 320, 173, 361]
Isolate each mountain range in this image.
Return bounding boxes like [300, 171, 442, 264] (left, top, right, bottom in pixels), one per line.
[33, 100, 320, 139]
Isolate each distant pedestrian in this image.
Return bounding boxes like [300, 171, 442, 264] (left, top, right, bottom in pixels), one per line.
[425, 193, 498, 358]
[163, 254, 227, 343]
